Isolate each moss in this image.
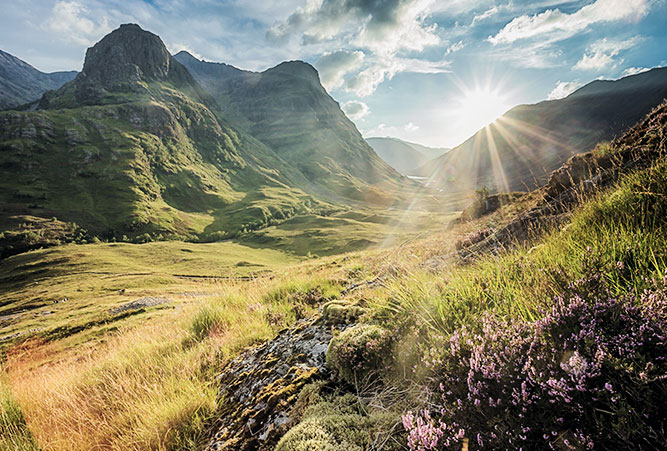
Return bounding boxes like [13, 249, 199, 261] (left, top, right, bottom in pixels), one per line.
[326, 324, 393, 386]
[321, 300, 366, 325]
[276, 391, 401, 451]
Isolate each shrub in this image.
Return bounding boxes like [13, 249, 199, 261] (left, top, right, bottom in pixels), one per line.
[403, 271, 667, 450]
[326, 324, 393, 386]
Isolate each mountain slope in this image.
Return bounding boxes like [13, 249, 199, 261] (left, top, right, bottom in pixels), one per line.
[419, 67, 667, 194]
[0, 49, 77, 110]
[0, 24, 324, 255]
[366, 137, 448, 174]
[174, 51, 405, 203]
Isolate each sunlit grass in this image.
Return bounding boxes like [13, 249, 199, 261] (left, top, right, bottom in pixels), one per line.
[377, 158, 667, 337]
[4, 273, 342, 450]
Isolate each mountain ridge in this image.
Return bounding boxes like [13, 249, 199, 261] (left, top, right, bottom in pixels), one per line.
[174, 51, 407, 203]
[0, 24, 331, 256]
[366, 136, 448, 174]
[418, 66, 667, 194]
[0, 49, 77, 109]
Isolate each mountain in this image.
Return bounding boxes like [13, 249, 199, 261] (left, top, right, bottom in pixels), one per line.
[0, 49, 77, 110]
[174, 51, 405, 202]
[366, 137, 448, 174]
[418, 67, 667, 194]
[0, 24, 327, 255]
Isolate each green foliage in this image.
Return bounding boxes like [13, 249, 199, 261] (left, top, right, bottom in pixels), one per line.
[0, 379, 39, 451]
[276, 390, 399, 451]
[321, 300, 366, 325]
[326, 324, 393, 386]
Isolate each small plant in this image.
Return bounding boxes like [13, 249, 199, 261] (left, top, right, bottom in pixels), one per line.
[326, 324, 393, 386]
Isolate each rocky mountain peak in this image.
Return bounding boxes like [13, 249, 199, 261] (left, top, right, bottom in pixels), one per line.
[266, 60, 320, 83]
[79, 23, 172, 90]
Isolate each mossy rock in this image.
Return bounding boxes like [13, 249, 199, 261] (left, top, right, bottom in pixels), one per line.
[277, 391, 401, 451]
[276, 394, 368, 451]
[326, 324, 393, 386]
[321, 300, 366, 325]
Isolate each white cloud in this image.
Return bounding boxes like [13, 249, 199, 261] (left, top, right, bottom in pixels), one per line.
[621, 66, 651, 77]
[472, 6, 500, 25]
[547, 80, 583, 100]
[489, 0, 649, 45]
[268, 0, 440, 56]
[43, 1, 111, 45]
[573, 36, 641, 71]
[404, 122, 419, 132]
[343, 56, 450, 97]
[341, 100, 370, 120]
[365, 121, 420, 137]
[316, 49, 365, 90]
[267, 0, 446, 95]
[446, 40, 464, 54]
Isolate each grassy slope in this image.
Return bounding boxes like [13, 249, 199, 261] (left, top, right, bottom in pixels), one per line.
[0, 80, 328, 248]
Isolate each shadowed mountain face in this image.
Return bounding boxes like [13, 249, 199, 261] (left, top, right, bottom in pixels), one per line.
[419, 67, 667, 194]
[174, 51, 404, 202]
[0, 24, 325, 253]
[0, 50, 77, 110]
[366, 137, 448, 175]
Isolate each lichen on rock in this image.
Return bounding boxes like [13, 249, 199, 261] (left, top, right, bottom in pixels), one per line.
[205, 318, 342, 451]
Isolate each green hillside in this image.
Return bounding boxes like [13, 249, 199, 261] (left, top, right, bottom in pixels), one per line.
[0, 25, 333, 255]
[175, 51, 408, 204]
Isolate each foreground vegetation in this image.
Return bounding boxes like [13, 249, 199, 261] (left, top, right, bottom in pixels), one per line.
[1, 104, 666, 449]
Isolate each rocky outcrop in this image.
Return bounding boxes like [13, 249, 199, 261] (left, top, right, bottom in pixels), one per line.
[205, 318, 340, 451]
[39, 24, 199, 107]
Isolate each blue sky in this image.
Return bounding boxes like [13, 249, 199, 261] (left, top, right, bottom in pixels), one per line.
[1, 0, 665, 147]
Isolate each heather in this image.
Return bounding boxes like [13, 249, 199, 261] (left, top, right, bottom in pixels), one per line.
[403, 270, 667, 450]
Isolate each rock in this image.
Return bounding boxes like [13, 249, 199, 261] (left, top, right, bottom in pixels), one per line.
[109, 296, 170, 314]
[205, 318, 343, 451]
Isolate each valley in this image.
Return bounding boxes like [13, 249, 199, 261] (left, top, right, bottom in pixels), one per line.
[0, 13, 666, 451]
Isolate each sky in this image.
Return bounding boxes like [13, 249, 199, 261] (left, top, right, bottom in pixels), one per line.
[0, 0, 665, 148]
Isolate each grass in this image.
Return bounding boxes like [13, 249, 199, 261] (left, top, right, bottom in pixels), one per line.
[0, 240, 299, 357]
[2, 155, 664, 449]
[0, 375, 39, 451]
[3, 273, 344, 450]
[378, 157, 667, 337]
[1, 104, 664, 449]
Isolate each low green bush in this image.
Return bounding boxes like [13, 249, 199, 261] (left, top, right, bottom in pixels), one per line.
[326, 324, 393, 386]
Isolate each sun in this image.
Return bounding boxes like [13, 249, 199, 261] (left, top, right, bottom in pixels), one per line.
[456, 86, 510, 131]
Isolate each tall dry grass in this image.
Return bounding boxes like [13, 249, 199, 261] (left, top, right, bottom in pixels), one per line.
[5, 274, 341, 450]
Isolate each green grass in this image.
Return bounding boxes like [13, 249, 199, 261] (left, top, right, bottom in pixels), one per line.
[0, 377, 39, 451]
[0, 240, 300, 354]
[375, 152, 667, 339]
[242, 209, 458, 257]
